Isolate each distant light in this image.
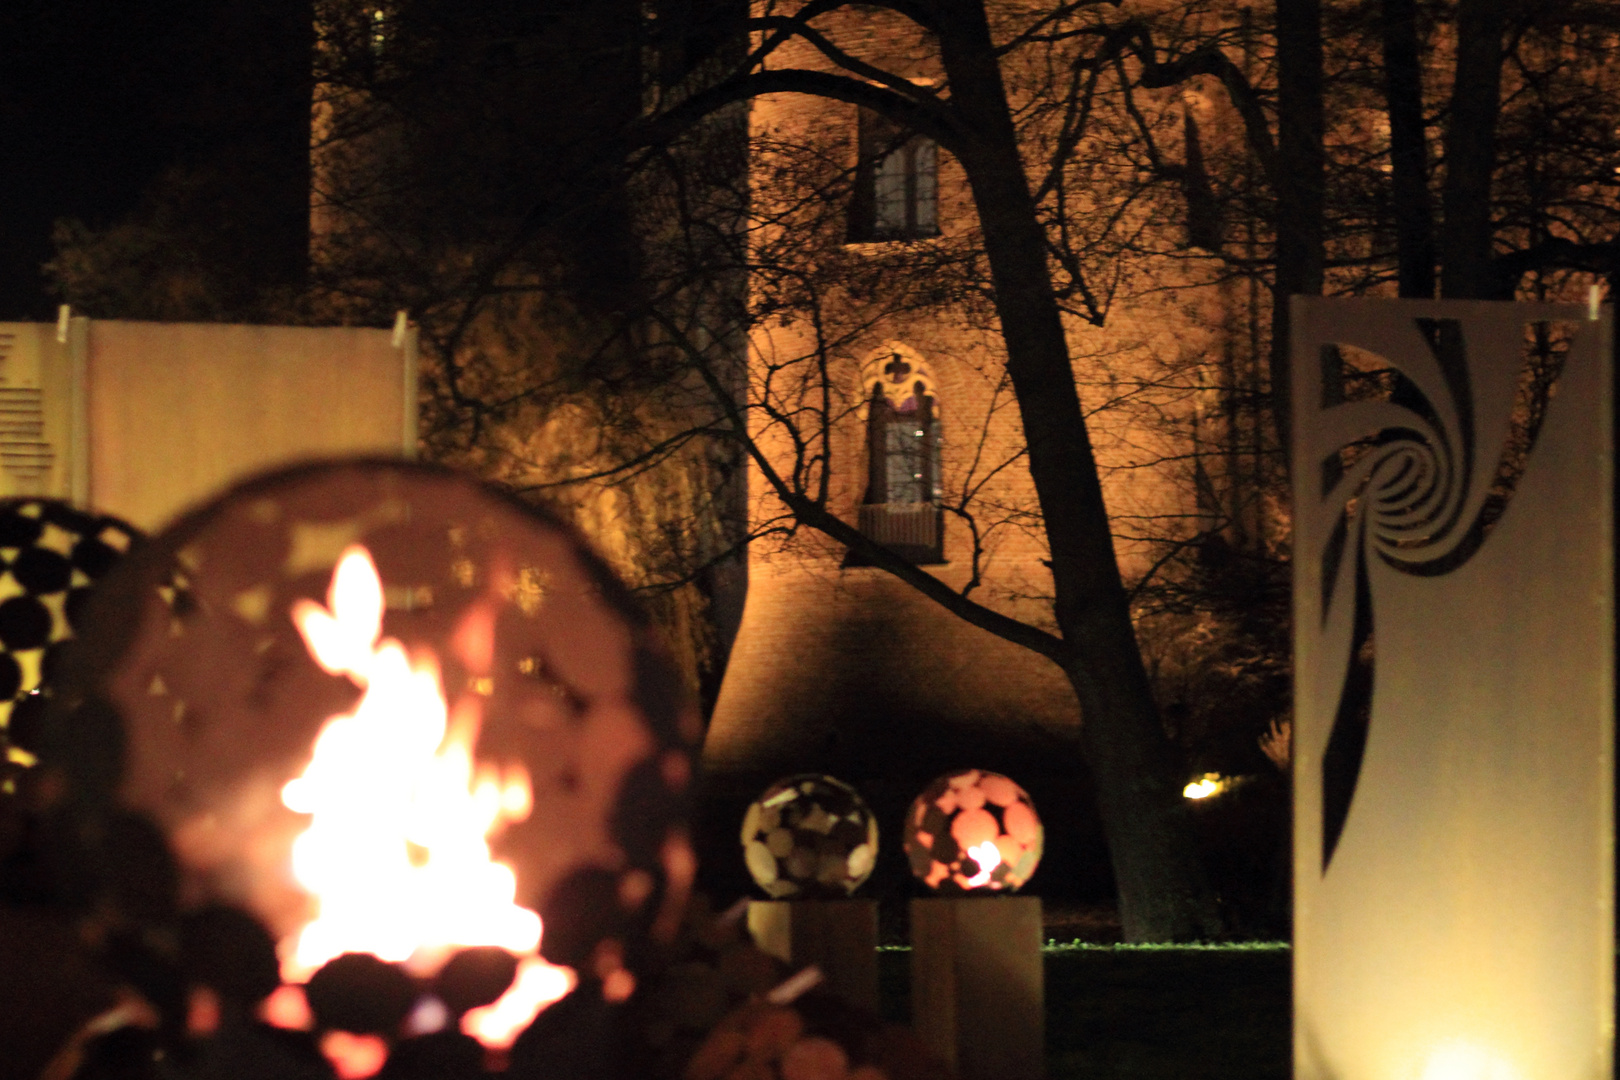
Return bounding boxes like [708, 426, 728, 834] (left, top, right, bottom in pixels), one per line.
[1183, 773, 1230, 800]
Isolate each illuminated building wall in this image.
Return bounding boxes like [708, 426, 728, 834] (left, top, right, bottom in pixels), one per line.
[704, 2, 1253, 799]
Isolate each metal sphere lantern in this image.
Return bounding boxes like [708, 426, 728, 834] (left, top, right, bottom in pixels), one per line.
[0, 499, 140, 781]
[904, 769, 1043, 893]
[740, 774, 878, 898]
[53, 460, 702, 1047]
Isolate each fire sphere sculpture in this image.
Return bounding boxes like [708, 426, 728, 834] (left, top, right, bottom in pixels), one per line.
[56, 460, 701, 1049]
[741, 774, 878, 899]
[905, 769, 1044, 1080]
[902, 768, 1042, 892]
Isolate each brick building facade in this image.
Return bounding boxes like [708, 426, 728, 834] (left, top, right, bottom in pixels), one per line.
[699, 3, 1255, 894]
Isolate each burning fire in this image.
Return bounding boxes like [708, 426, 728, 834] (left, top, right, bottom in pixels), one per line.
[963, 840, 1002, 888]
[279, 545, 574, 1049]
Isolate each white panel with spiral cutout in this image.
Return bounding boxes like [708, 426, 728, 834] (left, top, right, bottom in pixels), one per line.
[1292, 298, 1612, 1080]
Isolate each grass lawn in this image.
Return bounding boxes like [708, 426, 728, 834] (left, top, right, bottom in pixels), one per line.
[879, 943, 1292, 1080]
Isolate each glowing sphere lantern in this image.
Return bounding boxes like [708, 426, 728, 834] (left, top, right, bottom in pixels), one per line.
[50, 460, 701, 1049]
[903, 769, 1042, 893]
[740, 774, 877, 898]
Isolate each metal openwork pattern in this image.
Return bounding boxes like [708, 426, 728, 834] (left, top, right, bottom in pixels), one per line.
[740, 774, 878, 898]
[57, 460, 699, 1015]
[903, 769, 1041, 893]
[0, 499, 139, 788]
[1291, 298, 1612, 1080]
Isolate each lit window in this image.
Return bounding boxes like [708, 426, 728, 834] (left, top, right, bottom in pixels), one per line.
[850, 110, 939, 242]
[878, 394, 939, 504]
[850, 349, 944, 564]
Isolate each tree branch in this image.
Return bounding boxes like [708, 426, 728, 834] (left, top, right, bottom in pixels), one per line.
[785, 493, 1073, 665]
[1127, 25, 1278, 192]
[643, 68, 968, 156]
[1492, 235, 1620, 288]
[751, 16, 945, 105]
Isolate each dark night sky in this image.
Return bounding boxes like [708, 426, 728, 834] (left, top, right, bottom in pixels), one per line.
[0, 0, 311, 321]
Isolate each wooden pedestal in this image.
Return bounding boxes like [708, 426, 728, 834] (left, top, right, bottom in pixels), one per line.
[910, 896, 1043, 1080]
[746, 899, 880, 1013]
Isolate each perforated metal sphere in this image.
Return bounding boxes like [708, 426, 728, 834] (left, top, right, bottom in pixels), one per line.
[903, 769, 1042, 893]
[740, 774, 878, 898]
[59, 459, 701, 985]
[0, 499, 139, 785]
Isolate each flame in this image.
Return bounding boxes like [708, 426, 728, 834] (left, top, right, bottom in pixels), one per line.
[963, 839, 1002, 888]
[280, 545, 573, 1046]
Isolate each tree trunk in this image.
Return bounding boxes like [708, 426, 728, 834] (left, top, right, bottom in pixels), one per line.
[935, 0, 1221, 941]
[1270, 0, 1325, 457]
[1380, 0, 1436, 299]
[1440, 0, 1507, 299]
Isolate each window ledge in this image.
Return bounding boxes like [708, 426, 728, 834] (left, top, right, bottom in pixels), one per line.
[842, 236, 945, 254]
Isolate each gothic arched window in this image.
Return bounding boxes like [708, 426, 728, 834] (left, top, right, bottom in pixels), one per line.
[852, 347, 944, 564]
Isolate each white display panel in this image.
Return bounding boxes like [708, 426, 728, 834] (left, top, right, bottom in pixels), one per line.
[0, 318, 418, 529]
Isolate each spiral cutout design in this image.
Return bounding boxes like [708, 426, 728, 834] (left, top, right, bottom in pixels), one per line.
[1318, 319, 1506, 870]
[1322, 343, 1481, 590]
